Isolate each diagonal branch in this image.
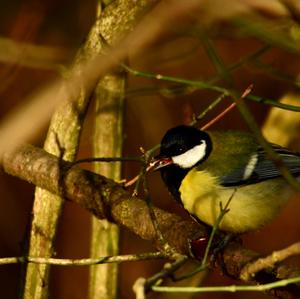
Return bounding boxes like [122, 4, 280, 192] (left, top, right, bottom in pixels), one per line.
[2, 144, 300, 299]
[2, 144, 203, 254]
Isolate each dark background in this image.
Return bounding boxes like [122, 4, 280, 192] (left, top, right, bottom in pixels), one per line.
[0, 0, 300, 298]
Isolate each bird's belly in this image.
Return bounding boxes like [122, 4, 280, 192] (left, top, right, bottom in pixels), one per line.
[179, 170, 291, 233]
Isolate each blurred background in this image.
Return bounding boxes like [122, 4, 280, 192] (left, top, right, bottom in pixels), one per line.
[0, 0, 300, 298]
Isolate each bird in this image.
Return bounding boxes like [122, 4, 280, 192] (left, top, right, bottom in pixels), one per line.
[153, 125, 300, 234]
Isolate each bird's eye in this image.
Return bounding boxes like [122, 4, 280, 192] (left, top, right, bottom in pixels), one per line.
[165, 144, 185, 155]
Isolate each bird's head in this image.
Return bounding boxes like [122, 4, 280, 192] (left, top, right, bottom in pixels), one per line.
[153, 125, 212, 171]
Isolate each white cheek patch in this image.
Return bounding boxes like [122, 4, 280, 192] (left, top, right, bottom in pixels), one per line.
[243, 153, 258, 180]
[172, 142, 207, 169]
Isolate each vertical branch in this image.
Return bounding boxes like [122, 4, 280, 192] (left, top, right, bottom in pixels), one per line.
[20, 1, 157, 298]
[85, 1, 154, 297]
[22, 69, 90, 298]
[21, 12, 109, 295]
[89, 73, 125, 299]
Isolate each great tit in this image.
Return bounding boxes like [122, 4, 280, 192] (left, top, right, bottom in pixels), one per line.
[154, 125, 300, 233]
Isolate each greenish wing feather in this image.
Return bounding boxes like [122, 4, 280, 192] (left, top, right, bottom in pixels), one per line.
[197, 130, 257, 179]
[198, 131, 300, 187]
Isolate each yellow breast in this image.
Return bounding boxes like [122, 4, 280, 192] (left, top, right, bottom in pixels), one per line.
[179, 169, 291, 233]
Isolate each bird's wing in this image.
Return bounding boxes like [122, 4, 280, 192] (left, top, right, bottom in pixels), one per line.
[220, 144, 300, 186]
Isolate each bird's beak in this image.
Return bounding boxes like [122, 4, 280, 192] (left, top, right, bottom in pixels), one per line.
[150, 156, 173, 171]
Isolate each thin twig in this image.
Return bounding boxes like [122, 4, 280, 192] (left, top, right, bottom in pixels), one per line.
[144, 255, 188, 291]
[0, 252, 166, 266]
[137, 146, 177, 254]
[123, 65, 300, 112]
[124, 164, 155, 188]
[200, 102, 236, 130]
[125, 144, 160, 188]
[190, 93, 226, 126]
[200, 85, 252, 130]
[152, 276, 300, 293]
[125, 45, 271, 99]
[133, 255, 188, 299]
[208, 45, 271, 84]
[124, 64, 228, 94]
[201, 189, 236, 267]
[201, 31, 234, 87]
[74, 156, 142, 165]
[241, 242, 300, 281]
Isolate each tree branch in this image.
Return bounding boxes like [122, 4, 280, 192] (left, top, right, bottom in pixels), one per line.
[2, 144, 203, 253]
[2, 144, 300, 299]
